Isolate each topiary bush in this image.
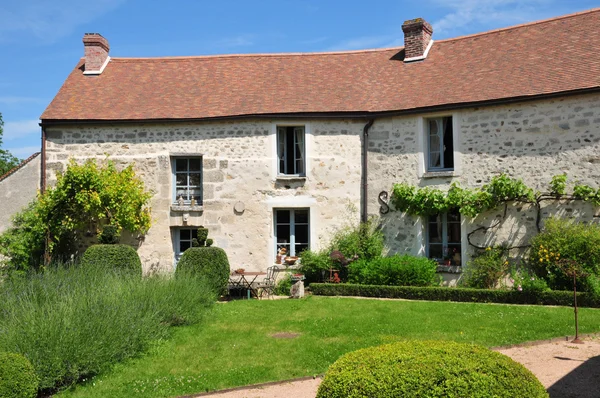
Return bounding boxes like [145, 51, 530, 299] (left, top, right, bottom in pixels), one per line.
[175, 247, 230, 295]
[348, 255, 438, 286]
[529, 217, 600, 294]
[80, 244, 142, 276]
[0, 352, 39, 398]
[317, 340, 548, 398]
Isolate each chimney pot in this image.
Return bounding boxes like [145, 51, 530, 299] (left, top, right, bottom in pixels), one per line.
[402, 18, 433, 62]
[83, 33, 110, 74]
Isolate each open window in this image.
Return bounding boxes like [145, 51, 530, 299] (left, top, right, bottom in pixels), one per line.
[277, 126, 305, 176]
[427, 116, 454, 171]
[274, 208, 309, 256]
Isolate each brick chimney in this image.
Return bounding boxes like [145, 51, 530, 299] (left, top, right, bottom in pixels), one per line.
[83, 33, 110, 74]
[401, 18, 433, 62]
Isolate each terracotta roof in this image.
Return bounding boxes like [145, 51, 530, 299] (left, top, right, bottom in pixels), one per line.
[0, 152, 40, 183]
[41, 8, 600, 121]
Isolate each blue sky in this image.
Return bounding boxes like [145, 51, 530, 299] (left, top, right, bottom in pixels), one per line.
[0, 0, 597, 159]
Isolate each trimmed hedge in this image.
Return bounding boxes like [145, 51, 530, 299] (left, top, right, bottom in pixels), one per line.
[0, 352, 39, 398]
[80, 244, 142, 276]
[310, 283, 600, 308]
[348, 255, 438, 286]
[175, 247, 230, 295]
[316, 340, 548, 398]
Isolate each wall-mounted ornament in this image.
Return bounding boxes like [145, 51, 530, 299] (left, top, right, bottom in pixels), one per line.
[182, 213, 189, 224]
[378, 191, 390, 214]
[234, 201, 245, 214]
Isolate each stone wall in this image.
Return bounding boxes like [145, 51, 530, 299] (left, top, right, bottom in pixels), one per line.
[0, 154, 41, 234]
[368, 92, 600, 267]
[44, 120, 364, 273]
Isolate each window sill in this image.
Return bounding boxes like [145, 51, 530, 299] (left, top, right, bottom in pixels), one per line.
[276, 175, 307, 182]
[170, 204, 204, 212]
[423, 170, 457, 179]
[436, 265, 462, 274]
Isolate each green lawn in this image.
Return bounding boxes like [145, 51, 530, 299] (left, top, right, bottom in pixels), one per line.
[60, 296, 600, 397]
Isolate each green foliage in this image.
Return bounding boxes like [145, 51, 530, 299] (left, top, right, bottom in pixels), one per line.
[0, 158, 152, 273]
[206, 238, 214, 247]
[529, 218, 600, 294]
[176, 247, 230, 295]
[0, 352, 39, 398]
[0, 264, 214, 393]
[391, 173, 578, 218]
[310, 283, 600, 307]
[316, 340, 548, 398]
[300, 220, 384, 284]
[274, 275, 293, 296]
[461, 246, 509, 289]
[348, 255, 438, 287]
[98, 225, 120, 244]
[549, 173, 567, 196]
[0, 113, 21, 176]
[573, 184, 600, 205]
[80, 244, 142, 276]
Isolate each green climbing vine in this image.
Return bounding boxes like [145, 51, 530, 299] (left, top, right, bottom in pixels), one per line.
[391, 173, 600, 219]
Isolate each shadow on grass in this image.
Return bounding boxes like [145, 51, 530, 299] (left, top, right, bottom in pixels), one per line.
[547, 355, 600, 397]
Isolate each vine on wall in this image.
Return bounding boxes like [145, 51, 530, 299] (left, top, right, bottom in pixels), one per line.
[390, 174, 600, 250]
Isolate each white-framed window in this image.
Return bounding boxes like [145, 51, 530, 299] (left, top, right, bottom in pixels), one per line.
[426, 209, 461, 266]
[427, 116, 454, 171]
[172, 157, 202, 204]
[277, 126, 305, 176]
[173, 228, 198, 263]
[274, 208, 310, 256]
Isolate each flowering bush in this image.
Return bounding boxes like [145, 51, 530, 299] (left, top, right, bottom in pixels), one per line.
[529, 218, 600, 294]
[511, 268, 550, 293]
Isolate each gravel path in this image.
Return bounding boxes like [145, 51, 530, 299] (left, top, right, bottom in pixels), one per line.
[192, 337, 600, 398]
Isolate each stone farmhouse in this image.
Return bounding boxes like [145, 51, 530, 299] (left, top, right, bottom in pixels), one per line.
[31, 9, 600, 275]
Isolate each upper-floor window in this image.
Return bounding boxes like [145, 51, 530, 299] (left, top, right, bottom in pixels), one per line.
[172, 157, 202, 204]
[277, 126, 305, 176]
[426, 209, 461, 266]
[427, 116, 454, 171]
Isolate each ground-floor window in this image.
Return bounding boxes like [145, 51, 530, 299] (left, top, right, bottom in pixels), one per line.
[173, 228, 198, 263]
[426, 209, 461, 266]
[274, 208, 309, 256]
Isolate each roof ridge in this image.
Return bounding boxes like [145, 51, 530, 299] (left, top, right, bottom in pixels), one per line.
[435, 7, 600, 44]
[0, 152, 41, 183]
[109, 46, 400, 62]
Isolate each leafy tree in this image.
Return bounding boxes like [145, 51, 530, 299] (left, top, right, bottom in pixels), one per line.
[0, 158, 152, 273]
[0, 112, 21, 176]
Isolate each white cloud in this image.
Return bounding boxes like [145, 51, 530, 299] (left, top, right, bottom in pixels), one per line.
[430, 0, 556, 38]
[3, 120, 40, 141]
[4, 145, 40, 158]
[0, 0, 125, 43]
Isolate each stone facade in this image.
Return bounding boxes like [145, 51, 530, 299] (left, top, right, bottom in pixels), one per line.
[43, 92, 600, 274]
[0, 154, 41, 234]
[44, 120, 363, 273]
[367, 92, 600, 277]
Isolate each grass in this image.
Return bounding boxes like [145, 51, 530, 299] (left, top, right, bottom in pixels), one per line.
[59, 296, 600, 398]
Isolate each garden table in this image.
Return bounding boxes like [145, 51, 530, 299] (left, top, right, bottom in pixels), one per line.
[228, 271, 266, 298]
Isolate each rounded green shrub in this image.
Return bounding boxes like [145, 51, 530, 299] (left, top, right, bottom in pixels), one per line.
[80, 244, 142, 276]
[0, 352, 39, 398]
[316, 340, 548, 398]
[175, 247, 230, 295]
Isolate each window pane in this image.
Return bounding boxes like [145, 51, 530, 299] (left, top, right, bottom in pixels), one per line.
[277, 225, 290, 243]
[189, 158, 201, 171]
[176, 173, 186, 186]
[276, 210, 290, 224]
[191, 229, 198, 239]
[429, 134, 440, 150]
[295, 225, 309, 244]
[296, 159, 304, 175]
[180, 241, 191, 253]
[295, 244, 309, 256]
[180, 229, 190, 240]
[295, 210, 309, 224]
[447, 211, 460, 222]
[443, 117, 454, 169]
[176, 159, 188, 172]
[429, 151, 441, 168]
[429, 119, 438, 136]
[448, 222, 461, 243]
[429, 244, 443, 259]
[176, 188, 186, 199]
[189, 173, 201, 187]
